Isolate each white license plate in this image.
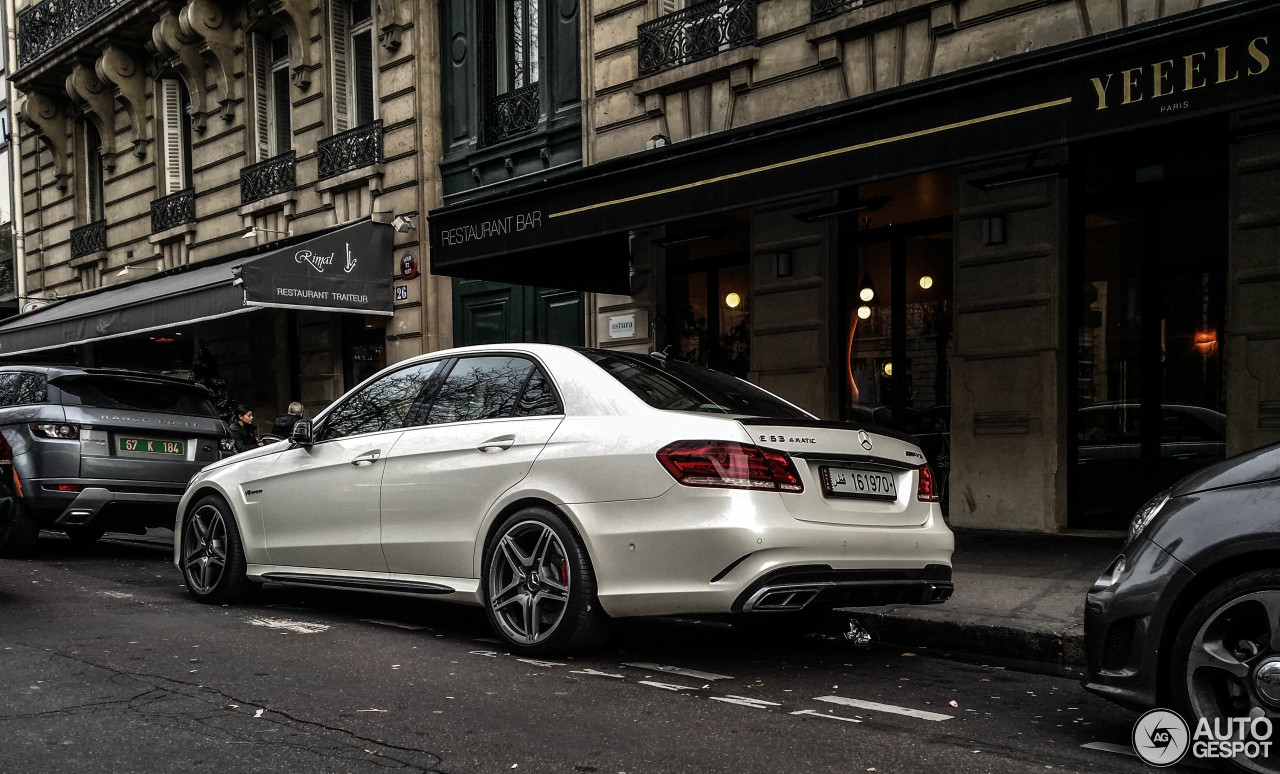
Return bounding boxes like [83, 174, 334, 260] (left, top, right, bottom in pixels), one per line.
[820, 466, 898, 500]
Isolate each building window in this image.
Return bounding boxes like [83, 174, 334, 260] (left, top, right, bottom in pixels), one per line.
[495, 0, 539, 94]
[158, 79, 193, 194]
[252, 28, 292, 160]
[330, 0, 377, 132]
[83, 121, 105, 222]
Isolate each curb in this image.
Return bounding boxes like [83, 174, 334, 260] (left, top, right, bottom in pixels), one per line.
[841, 607, 1087, 667]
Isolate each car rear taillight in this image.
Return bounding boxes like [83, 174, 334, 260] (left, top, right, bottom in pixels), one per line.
[916, 464, 940, 502]
[30, 423, 79, 440]
[657, 441, 804, 493]
[43, 484, 82, 492]
[219, 438, 235, 453]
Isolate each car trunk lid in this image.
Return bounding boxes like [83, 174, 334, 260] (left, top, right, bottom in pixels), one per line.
[736, 418, 933, 527]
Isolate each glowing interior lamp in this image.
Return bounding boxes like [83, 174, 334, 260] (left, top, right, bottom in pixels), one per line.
[857, 305, 871, 320]
[725, 292, 742, 309]
[859, 286, 875, 302]
[1193, 327, 1218, 355]
[919, 275, 934, 290]
[882, 361, 893, 376]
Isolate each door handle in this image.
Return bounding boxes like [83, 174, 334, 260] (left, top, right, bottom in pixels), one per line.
[351, 449, 381, 466]
[477, 435, 515, 453]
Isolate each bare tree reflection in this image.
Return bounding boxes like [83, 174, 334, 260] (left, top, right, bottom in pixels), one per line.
[321, 362, 441, 440]
[427, 357, 535, 424]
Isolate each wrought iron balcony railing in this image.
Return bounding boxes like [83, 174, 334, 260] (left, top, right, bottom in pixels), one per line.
[70, 220, 107, 258]
[638, 0, 756, 78]
[317, 120, 383, 180]
[150, 187, 195, 234]
[17, 0, 120, 68]
[810, 0, 885, 22]
[486, 83, 540, 144]
[240, 151, 297, 206]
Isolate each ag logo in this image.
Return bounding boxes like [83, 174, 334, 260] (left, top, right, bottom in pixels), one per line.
[1132, 708, 1189, 766]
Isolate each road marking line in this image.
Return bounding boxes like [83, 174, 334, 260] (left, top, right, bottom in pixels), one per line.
[1081, 742, 1136, 757]
[623, 663, 732, 680]
[814, 695, 953, 721]
[516, 658, 566, 668]
[360, 619, 428, 630]
[712, 696, 781, 709]
[639, 680, 700, 692]
[791, 709, 862, 723]
[246, 617, 330, 635]
[570, 669, 624, 678]
[99, 591, 133, 599]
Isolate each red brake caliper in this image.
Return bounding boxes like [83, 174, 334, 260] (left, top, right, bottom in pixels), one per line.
[561, 560, 568, 585]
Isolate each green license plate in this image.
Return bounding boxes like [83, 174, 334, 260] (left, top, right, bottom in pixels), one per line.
[118, 437, 185, 456]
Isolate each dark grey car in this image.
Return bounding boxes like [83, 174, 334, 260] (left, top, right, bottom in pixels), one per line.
[1083, 441, 1280, 773]
[0, 366, 232, 555]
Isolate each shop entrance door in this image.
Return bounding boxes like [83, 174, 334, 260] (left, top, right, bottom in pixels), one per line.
[453, 279, 583, 346]
[1069, 119, 1227, 530]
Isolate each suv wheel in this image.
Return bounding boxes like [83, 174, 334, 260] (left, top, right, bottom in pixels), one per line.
[0, 484, 39, 557]
[180, 495, 253, 604]
[1171, 569, 1280, 774]
[483, 507, 612, 656]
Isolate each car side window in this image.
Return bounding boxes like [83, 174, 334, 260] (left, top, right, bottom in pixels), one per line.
[0, 373, 48, 407]
[514, 368, 561, 417]
[423, 356, 541, 425]
[318, 361, 442, 441]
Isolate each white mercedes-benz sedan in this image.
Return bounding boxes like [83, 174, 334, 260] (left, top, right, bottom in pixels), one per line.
[175, 344, 954, 655]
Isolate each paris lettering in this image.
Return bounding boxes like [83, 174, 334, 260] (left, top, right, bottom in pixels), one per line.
[1089, 35, 1270, 111]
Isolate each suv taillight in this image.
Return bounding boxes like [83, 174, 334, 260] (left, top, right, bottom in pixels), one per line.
[30, 423, 79, 440]
[219, 438, 235, 453]
[657, 441, 804, 493]
[916, 464, 940, 502]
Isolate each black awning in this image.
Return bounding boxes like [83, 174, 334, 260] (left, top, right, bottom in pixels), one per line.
[0, 220, 396, 357]
[241, 220, 394, 314]
[428, 0, 1278, 291]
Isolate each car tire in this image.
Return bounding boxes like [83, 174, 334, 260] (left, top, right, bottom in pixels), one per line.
[0, 488, 39, 558]
[483, 507, 612, 656]
[65, 525, 106, 544]
[180, 494, 253, 605]
[1170, 569, 1280, 774]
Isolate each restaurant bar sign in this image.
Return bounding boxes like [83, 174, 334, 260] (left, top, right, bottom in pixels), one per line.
[240, 220, 394, 315]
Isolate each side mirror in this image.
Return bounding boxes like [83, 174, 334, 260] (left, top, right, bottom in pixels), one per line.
[290, 419, 314, 447]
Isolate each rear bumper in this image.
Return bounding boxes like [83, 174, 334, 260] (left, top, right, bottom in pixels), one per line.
[25, 479, 185, 530]
[569, 489, 954, 618]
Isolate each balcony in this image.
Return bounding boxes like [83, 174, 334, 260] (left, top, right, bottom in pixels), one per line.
[637, 0, 756, 78]
[810, 0, 885, 22]
[318, 120, 383, 180]
[70, 220, 107, 259]
[486, 83, 540, 145]
[240, 151, 296, 206]
[17, 0, 120, 69]
[150, 187, 195, 234]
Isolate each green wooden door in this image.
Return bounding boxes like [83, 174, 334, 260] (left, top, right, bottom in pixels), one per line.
[453, 280, 583, 346]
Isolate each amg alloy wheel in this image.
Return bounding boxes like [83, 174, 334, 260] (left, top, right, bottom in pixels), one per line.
[484, 507, 611, 655]
[1171, 569, 1280, 774]
[181, 495, 253, 604]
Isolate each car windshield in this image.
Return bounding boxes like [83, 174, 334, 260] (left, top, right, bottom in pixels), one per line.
[580, 350, 813, 420]
[54, 375, 218, 417]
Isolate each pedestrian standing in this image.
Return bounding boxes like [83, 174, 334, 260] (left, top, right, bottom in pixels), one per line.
[229, 404, 261, 453]
[272, 401, 304, 437]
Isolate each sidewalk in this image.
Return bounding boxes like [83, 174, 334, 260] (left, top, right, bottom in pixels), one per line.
[841, 528, 1125, 666]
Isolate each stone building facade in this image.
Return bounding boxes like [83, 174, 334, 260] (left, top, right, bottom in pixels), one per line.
[429, 0, 1280, 533]
[2, 0, 449, 420]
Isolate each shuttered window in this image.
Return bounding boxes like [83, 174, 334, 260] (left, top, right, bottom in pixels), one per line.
[331, 0, 376, 132]
[159, 78, 191, 193]
[495, 0, 539, 94]
[659, 0, 685, 15]
[252, 29, 292, 160]
[84, 122, 104, 221]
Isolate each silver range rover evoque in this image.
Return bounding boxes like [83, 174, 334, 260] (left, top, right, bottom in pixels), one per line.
[0, 366, 233, 555]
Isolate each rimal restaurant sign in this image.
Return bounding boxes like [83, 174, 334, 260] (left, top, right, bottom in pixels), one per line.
[241, 219, 394, 315]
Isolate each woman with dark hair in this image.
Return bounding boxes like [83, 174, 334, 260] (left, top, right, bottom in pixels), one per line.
[229, 404, 261, 453]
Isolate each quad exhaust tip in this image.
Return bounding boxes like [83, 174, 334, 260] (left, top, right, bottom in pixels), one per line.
[749, 587, 821, 611]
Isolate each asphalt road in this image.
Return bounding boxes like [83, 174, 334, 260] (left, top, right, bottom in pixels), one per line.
[0, 531, 1193, 774]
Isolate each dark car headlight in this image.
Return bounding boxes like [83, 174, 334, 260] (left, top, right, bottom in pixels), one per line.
[1129, 489, 1170, 543]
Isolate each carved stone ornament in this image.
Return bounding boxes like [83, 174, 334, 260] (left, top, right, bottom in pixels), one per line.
[16, 91, 73, 191]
